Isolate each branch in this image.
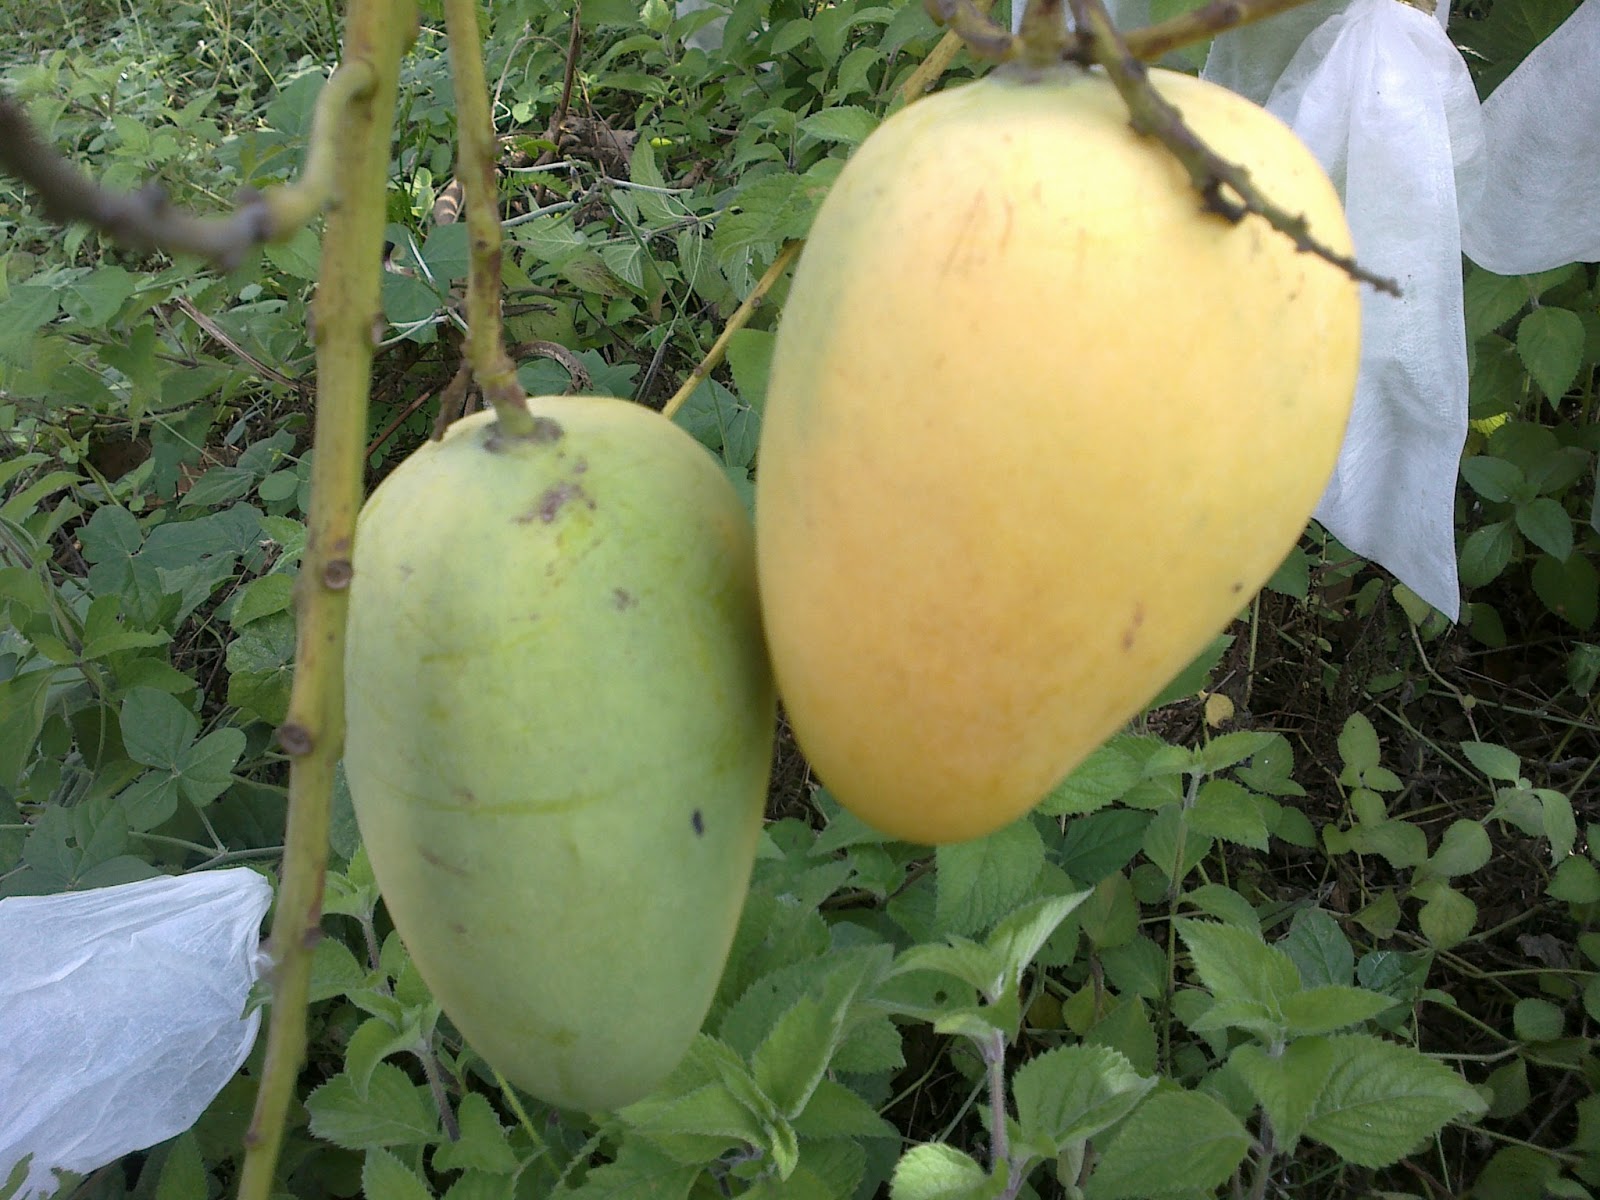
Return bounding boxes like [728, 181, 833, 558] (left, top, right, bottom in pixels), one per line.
[661, 240, 801, 420]
[0, 62, 374, 270]
[234, 12, 413, 1199]
[1066, 0, 1400, 295]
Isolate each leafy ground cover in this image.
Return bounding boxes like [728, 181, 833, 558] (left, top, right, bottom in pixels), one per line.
[1, 1, 1598, 1197]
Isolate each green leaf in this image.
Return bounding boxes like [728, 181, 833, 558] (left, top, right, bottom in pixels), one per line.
[1085, 1090, 1251, 1199]
[1423, 819, 1493, 879]
[1532, 551, 1599, 630]
[153, 1131, 207, 1200]
[1461, 455, 1524, 503]
[178, 727, 246, 806]
[1514, 997, 1564, 1042]
[1417, 883, 1477, 949]
[986, 890, 1092, 989]
[1231, 1038, 1335, 1148]
[1176, 920, 1301, 1011]
[1281, 986, 1396, 1036]
[798, 105, 879, 146]
[362, 1147, 433, 1200]
[1012, 1044, 1155, 1151]
[305, 1064, 439, 1148]
[1540, 788, 1578, 861]
[1337, 713, 1381, 775]
[1277, 908, 1354, 988]
[1516, 497, 1574, 560]
[120, 687, 198, 767]
[892, 936, 1003, 1001]
[1041, 740, 1142, 815]
[343, 1018, 418, 1099]
[889, 1144, 994, 1200]
[1463, 267, 1531, 338]
[557, 1139, 702, 1200]
[792, 1079, 899, 1140]
[935, 817, 1045, 936]
[1460, 741, 1522, 783]
[1196, 731, 1278, 774]
[230, 573, 295, 626]
[1189, 779, 1270, 850]
[1459, 521, 1515, 587]
[1549, 856, 1600, 903]
[0, 669, 53, 789]
[1303, 1034, 1486, 1167]
[1517, 306, 1585, 400]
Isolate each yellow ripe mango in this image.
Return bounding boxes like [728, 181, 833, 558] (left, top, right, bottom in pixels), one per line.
[755, 66, 1361, 845]
[344, 401, 775, 1111]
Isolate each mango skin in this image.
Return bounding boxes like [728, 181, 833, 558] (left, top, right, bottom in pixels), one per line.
[344, 400, 775, 1111]
[755, 66, 1360, 846]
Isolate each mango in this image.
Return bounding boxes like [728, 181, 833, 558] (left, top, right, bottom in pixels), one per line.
[344, 400, 774, 1111]
[754, 65, 1360, 845]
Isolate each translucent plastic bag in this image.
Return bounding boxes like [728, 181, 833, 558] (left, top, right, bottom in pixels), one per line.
[0, 869, 273, 1199]
[1459, 0, 1600, 273]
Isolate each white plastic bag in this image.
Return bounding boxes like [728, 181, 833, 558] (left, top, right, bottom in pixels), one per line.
[1459, 0, 1600, 274]
[1206, 0, 1481, 619]
[0, 869, 273, 1199]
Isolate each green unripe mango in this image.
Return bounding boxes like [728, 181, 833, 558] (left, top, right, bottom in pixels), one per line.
[343, 399, 775, 1112]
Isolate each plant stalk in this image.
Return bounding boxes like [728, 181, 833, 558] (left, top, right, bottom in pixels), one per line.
[235, 6, 413, 1197]
[443, 0, 552, 440]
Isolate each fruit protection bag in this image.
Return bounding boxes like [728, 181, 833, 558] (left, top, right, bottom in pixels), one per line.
[1206, 0, 1600, 620]
[1459, 0, 1600, 274]
[0, 868, 273, 1199]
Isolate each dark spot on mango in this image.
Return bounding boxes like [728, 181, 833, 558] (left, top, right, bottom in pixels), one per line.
[516, 480, 596, 524]
[420, 846, 469, 877]
[453, 786, 478, 809]
[612, 588, 637, 610]
[1231, 581, 1245, 594]
[692, 809, 705, 836]
[1121, 602, 1145, 651]
[449, 921, 467, 936]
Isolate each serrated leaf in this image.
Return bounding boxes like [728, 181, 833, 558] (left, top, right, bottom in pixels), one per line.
[431, 1093, 517, 1174]
[935, 817, 1045, 936]
[889, 1143, 993, 1200]
[1463, 268, 1530, 338]
[1277, 908, 1354, 988]
[1533, 551, 1600, 631]
[1041, 741, 1142, 815]
[1197, 731, 1278, 773]
[1189, 779, 1270, 850]
[1514, 996, 1564, 1042]
[1461, 741, 1522, 782]
[1516, 497, 1574, 560]
[1012, 1044, 1155, 1151]
[1517, 306, 1585, 400]
[1176, 921, 1301, 1011]
[1281, 985, 1396, 1036]
[1231, 1039, 1334, 1148]
[798, 105, 879, 146]
[1424, 819, 1494, 879]
[1459, 521, 1515, 587]
[986, 889, 1092, 989]
[560, 1137, 701, 1200]
[1549, 856, 1600, 903]
[362, 1147, 433, 1200]
[1303, 1034, 1485, 1167]
[305, 1064, 438, 1148]
[1085, 1090, 1250, 1199]
[1337, 713, 1380, 774]
[793, 1079, 899, 1140]
[344, 1017, 417, 1097]
[1460, 455, 1524, 503]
